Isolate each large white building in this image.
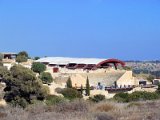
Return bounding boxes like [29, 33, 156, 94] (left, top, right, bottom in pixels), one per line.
[36, 57, 125, 71]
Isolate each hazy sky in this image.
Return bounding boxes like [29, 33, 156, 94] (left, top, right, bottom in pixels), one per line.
[0, 0, 160, 60]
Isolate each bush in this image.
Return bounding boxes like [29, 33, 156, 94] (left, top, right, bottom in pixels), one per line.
[31, 62, 46, 74]
[60, 88, 82, 100]
[34, 57, 40, 60]
[39, 72, 53, 84]
[114, 91, 160, 102]
[147, 74, 155, 82]
[16, 55, 28, 63]
[55, 87, 63, 93]
[16, 51, 29, 63]
[45, 95, 66, 106]
[17, 51, 28, 58]
[89, 94, 106, 103]
[10, 97, 29, 108]
[113, 92, 129, 102]
[3, 65, 49, 108]
[128, 91, 160, 101]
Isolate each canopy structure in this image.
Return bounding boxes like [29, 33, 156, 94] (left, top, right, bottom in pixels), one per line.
[36, 57, 125, 70]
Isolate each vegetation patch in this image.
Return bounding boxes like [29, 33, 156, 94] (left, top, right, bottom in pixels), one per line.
[0, 65, 49, 108]
[114, 91, 160, 103]
[89, 94, 106, 103]
[31, 62, 46, 74]
[39, 72, 53, 84]
[45, 95, 66, 106]
[60, 88, 82, 100]
[95, 103, 115, 112]
[127, 102, 142, 108]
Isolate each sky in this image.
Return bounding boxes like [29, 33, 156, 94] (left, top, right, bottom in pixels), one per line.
[0, 0, 160, 60]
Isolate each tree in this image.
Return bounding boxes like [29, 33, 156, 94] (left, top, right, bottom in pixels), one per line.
[17, 51, 28, 58]
[31, 62, 46, 74]
[157, 84, 160, 93]
[80, 85, 83, 95]
[34, 57, 40, 60]
[39, 72, 53, 84]
[3, 65, 49, 108]
[86, 77, 90, 96]
[16, 55, 28, 63]
[66, 77, 72, 88]
[147, 74, 155, 82]
[16, 51, 29, 63]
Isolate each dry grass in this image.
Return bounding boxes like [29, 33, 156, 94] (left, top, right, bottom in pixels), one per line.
[1, 99, 160, 120]
[93, 102, 116, 112]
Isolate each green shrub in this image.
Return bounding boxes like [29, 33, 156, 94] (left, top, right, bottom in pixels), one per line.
[89, 94, 106, 103]
[128, 91, 160, 101]
[31, 62, 46, 74]
[34, 57, 40, 60]
[60, 88, 82, 100]
[3, 65, 49, 108]
[114, 91, 160, 103]
[17, 51, 29, 58]
[45, 95, 66, 105]
[16, 55, 28, 63]
[16, 51, 29, 63]
[39, 72, 53, 84]
[114, 92, 129, 102]
[10, 97, 29, 108]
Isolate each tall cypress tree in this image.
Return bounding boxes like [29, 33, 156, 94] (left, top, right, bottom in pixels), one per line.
[80, 85, 83, 95]
[66, 77, 72, 88]
[86, 77, 90, 96]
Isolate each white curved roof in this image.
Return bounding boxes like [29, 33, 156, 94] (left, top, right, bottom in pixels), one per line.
[36, 57, 106, 65]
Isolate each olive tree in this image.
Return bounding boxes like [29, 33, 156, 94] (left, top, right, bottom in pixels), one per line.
[16, 51, 29, 63]
[2, 65, 49, 108]
[17, 51, 28, 58]
[31, 62, 46, 74]
[39, 72, 53, 84]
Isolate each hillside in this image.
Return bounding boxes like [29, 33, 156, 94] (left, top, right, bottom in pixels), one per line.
[126, 61, 160, 78]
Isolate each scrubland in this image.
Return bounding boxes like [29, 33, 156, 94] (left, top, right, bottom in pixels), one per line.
[0, 99, 160, 120]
